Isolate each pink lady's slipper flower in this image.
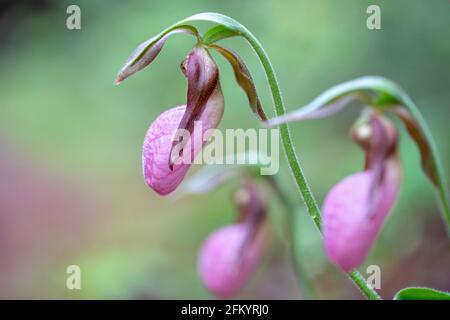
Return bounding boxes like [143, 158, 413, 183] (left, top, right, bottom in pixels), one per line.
[198, 223, 263, 298]
[323, 160, 401, 272]
[116, 26, 266, 195]
[141, 46, 224, 195]
[266, 77, 447, 272]
[198, 181, 266, 297]
[323, 113, 401, 272]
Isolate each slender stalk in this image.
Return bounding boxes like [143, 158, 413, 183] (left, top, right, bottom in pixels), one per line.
[269, 176, 316, 299]
[289, 209, 316, 300]
[172, 12, 381, 299]
[348, 271, 380, 300]
[240, 28, 381, 300]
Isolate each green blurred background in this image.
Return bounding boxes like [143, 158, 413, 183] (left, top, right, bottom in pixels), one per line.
[0, 0, 448, 299]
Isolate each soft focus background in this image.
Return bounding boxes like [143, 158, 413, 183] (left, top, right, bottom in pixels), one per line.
[0, 0, 448, 299]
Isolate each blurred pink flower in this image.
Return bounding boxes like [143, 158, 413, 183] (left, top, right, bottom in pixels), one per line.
[198, 223, 263, 298]
[323, 114, 402, 272]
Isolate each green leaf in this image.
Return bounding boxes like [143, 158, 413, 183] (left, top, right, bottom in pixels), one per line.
[203, 25, 240, 44]
[178, 12, 245, 33]
[161, 12, 254, 46]
[394, 287, 450, 300]
[293, 76, 402, 114]
[265, 76, 405, 127]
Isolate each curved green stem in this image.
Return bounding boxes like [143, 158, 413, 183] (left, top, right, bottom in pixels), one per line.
[160, 12, 382, 299]
[348, 271, 380, 300]
[267, 76, 450, 234]
[240, 28, 381, 300]
[289, 207, 316, 300]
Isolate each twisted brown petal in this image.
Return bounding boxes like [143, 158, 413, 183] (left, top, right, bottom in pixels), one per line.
[390, 106, 438, 186]
[352, 112, 399, 219]
[169, 45, 222, 169]
[115, 25, 198, 84]
[233, 180, 266, 264]
[210, 44, 267, 121]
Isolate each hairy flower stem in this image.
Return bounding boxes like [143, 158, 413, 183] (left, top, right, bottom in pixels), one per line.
[239, 28, 381, 300]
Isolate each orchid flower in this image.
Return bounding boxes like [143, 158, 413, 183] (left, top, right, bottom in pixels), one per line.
[141, 46, 223, 195]
[266, 75, 450, 272]
[198, 223, 264, 298]
[115, 26, 266, 195]
[198, 181, 266, 297]
[181, 168, 267, 297]
[268, 102, 405, 271]
[323, 112, 401, 272]
[115, 13, 450, 300]
[272, 109, 403, 272]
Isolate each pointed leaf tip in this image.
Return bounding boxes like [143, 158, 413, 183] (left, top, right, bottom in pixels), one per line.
[394, 287, 450, 300]
[115, 25, 198, 83]
[390, 106, 439, 186]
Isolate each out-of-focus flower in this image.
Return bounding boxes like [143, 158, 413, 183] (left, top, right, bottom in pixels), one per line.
[323, 159, 401, 272]
[198, 223, 263, 298]
[197, 180, 266, 297]
[323, 113, 401, 272]
[265, 73, 450, 271]
[268, 97, 406, 271]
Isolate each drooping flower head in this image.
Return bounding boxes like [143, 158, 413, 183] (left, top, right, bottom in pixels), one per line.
[323, 112, 401, 271]
[266, 76, 446, 271]
[141, 46, 223, 195]
[115, 25, 266, 195]
[198, 223, 263, 298]
[197, 180, 266, 298]
[273, 109, 402, 272]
